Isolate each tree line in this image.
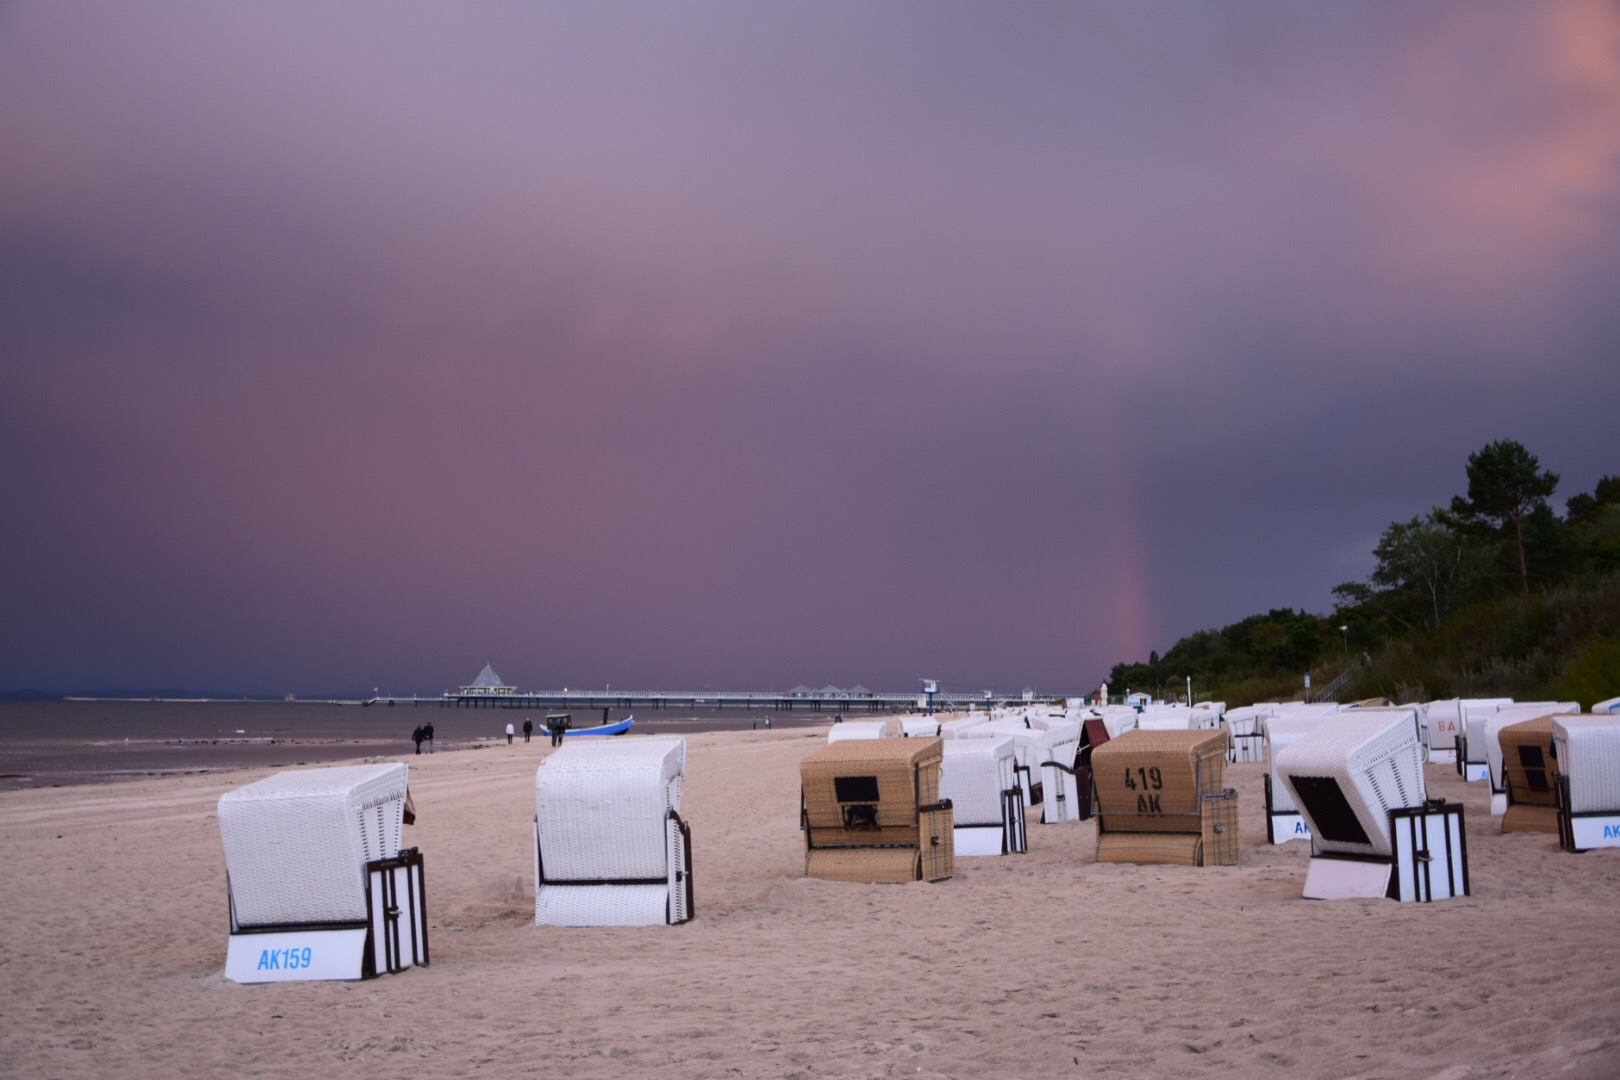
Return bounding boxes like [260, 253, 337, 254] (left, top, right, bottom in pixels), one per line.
[1106, 440, 1619, 702]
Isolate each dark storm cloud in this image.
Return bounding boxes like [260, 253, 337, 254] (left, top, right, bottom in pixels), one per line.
[2, 2, 1618, 695]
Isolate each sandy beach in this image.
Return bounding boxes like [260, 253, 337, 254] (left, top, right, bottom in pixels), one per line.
[3, 728, 1619, 1080]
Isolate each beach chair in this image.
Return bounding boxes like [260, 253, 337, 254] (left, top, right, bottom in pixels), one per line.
[1592, 696, 1620, 715]
[534, 736, 693, 926]
[1552, 715, 1620, 852]
[1224, 705, 1271, 764]
[801, 737, 954, 883]
[1275, 712, 1466, 901]
[962, 721, 1081, 820]
[1261, 715, 1330, 844]
[1091, 729, 1238, 866]
[940, 738, 1026, 855]
[1071, 717, 1111, 821]
[1497, 716, 1564, 834]
[218, 763, 427, 982]
[827, 719, 889, 743]
[1482, 703, 1579, 815]
[901, 716, 943, 738]
[1457, 698, 1515, 781]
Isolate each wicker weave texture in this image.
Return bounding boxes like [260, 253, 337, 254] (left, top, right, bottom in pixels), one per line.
[535, 884, 670, 926]
[1274, 713, 1425, 857]
[940, 738, 1015, 825]
[1501, 803, 1561, 834]
[1095, 831, 1202, 866]
[535, 737, 685, 880]
[1091, 729, 1227, 831]
[827, 720, 889, 742]
[806, 846, 921, 884]
[1553, 716, 1620, 813]
[801, 738, 942, 830]
[219, 763, 408, 927]
[1201, 790, 1240, 866]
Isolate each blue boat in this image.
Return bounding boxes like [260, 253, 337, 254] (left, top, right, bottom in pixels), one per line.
[551, 715, 634, 737]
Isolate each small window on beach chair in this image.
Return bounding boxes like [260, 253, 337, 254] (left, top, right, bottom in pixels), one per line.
[534, 736, 693, 926]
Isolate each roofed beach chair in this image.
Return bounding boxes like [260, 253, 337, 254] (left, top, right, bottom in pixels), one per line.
[1552, 715, 1620, 852]
[964, 721, 1082, 821]
[1276, 712, 1466, 901]
[1497, 716, 1564, 834]
[218, 763, 427, 982]
[1457, 698, 1515, 781]
[827, 719, 890, 743]
[939, 716, 988, 740]
[901, 716, 943, 738]
[1224, 705, 1272, 764]
[1071, 717, 1112, 821]
[801, 737, 954, 883]
[1262, 715, 1329, 844]
[1482, 703, 1578, 816]
[534, 736, 693, 926]
[1091, 729, 1238, 866]
[1592, 696, 1620, 715]
[940, 737, 1026, 855]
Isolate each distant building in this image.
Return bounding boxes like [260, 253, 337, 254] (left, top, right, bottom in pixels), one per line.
[459, 663, 518, 697]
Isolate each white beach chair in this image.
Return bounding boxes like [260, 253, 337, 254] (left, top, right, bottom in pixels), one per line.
[1458, 698, 1515, 781]
[217, 763, 426, 982]
[1590, 696, 1620, 715]
[901, 716, 943, 738]
[940, 737, 1026, 855]
[534, 736, 693, 926]
[939, 716, 988, 740]
[1552, 715, 1620, 851]
[1224, 705, 1272, 764]
[1276, 712, 1466, 902]
[1262, 715, 1327, 844]
[827, 720, 889, 743]
[964, 720, 1082, 821]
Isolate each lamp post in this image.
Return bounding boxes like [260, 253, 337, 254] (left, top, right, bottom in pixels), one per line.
[1339, 625, 1349, 655]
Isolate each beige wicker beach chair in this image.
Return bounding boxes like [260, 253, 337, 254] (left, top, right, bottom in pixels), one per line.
[801, 737, 953, 883]
[1091, 729, 1237, 866]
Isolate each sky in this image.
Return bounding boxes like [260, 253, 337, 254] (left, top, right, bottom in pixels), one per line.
[2, 2, 1618, 697]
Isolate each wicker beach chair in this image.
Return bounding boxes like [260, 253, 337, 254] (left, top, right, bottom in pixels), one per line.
[940, 737, 1026, 855]
[217, 763, 427, 981]
[962, 721, 1081, 820]
[1481, 703, 1578, 815]
[1091, 729, 1237, 866]
[801, 737, 954, 883]
[1262, 715, 1331, 844]
[1592, 696, 1620, 715]
[1497, 716, 1563, 834]
[901, 716, 943, 738]
[1276, 711, 1466, 901]
[1223, 705, 1271, 764]
[1458, 698, 1515, 781]
[827, 719, 890, 743]
[534, 736, 693, 926]
[1552, 715, 1620, 851]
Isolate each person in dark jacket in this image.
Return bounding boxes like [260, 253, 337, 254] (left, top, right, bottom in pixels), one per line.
[412, 725, 424, 755]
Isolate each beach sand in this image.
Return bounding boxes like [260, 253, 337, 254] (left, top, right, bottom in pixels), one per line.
[3, 729, 1618, 1079]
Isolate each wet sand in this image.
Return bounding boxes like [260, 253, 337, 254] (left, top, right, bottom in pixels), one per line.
[2, 727, 1619, 1079]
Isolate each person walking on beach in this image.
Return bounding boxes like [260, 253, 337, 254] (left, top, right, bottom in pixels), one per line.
[522, 718, 533, 743]
[412, 725, 424, 755]
[505, 721, 515, 745]
[423, 722, 435, 753]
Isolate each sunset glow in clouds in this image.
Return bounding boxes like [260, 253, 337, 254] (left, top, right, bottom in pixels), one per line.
[2, 3, 1618, 695]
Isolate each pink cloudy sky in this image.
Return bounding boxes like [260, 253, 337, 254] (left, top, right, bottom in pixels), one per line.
[2, 2, 1618, 696]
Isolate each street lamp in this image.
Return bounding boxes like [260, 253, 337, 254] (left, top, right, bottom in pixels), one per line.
[1339, 625, 1349, 655]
